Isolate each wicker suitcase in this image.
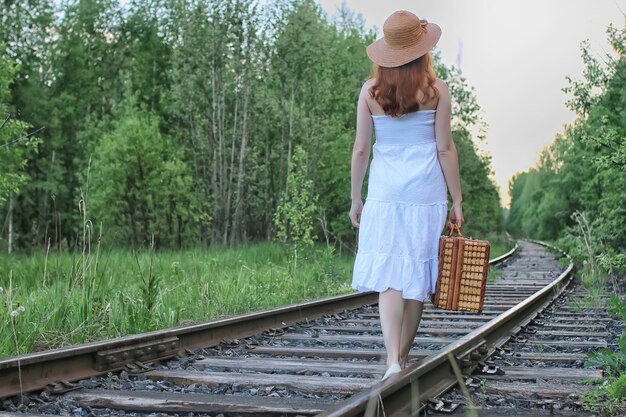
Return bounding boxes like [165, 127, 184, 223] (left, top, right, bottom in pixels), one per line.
[433, 224, 490, 313]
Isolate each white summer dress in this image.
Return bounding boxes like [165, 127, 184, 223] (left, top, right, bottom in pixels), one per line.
[351, 109, 448, 301]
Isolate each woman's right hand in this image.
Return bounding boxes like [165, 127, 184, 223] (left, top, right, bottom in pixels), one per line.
[448, 201, 464, 228]
[349, 199, 364, 228]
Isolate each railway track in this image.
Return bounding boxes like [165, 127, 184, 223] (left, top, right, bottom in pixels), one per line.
[0, 239, 602, 417]
[428, 277, 620, 416]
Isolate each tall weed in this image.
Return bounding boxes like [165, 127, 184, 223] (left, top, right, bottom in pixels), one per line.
[0, 243, 355, 358]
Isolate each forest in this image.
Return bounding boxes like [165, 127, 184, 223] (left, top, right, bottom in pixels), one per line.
[0, 0, 503, 253]
[507, 24, 625, 283]
[506, 25, 625, 410]
[1, 0, 623, 408]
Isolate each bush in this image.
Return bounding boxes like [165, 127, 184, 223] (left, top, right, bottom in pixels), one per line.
[90, 106, 199, 248]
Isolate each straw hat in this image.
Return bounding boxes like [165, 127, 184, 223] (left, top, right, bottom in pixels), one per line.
[366, 10, 441, 68]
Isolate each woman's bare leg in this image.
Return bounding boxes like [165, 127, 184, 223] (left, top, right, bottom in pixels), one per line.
[378, 289, 404, 367]
[399, 299, 424, 368]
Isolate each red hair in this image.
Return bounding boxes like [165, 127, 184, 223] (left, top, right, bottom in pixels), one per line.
[369, 52, 438, 117]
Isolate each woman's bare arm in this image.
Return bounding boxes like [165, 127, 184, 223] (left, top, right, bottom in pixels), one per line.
[434, 79, 464, 226]
[349, 82, 373, 227]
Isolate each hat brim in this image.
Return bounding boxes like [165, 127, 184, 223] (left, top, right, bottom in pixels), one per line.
[366, 23, 441, 68]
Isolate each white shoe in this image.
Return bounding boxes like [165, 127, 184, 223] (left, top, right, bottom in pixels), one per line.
[382, 363, 401, 380]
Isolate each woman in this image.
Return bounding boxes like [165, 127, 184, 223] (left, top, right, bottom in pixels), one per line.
[349, 10, 464, 381]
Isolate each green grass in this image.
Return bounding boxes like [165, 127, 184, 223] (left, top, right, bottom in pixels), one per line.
[0, 243, 354, 358]
[583, 297, 626, 416]
[0, 234, 515, 359]
[486, 233, 514, 283]
[488, 234, 514, 260]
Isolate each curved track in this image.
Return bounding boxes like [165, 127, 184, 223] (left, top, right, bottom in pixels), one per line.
[0, 240, 587, 417]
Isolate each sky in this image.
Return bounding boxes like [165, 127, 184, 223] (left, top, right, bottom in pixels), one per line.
[316, 0, 625, 206]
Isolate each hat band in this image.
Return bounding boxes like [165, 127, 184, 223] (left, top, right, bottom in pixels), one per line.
[384, 19, 429, 48]
[385, 26, 421, 48]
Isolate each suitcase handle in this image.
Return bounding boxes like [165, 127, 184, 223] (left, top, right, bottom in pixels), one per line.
[447, 222, 463, 237]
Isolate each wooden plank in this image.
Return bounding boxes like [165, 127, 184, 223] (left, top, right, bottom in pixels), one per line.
[508, 339, 608, 348]
[193, 356, 386, 375]
[359, 306, 511, 314]
[497, 274, 558, 278]
[486, 290, 544, 294]
[244, 346, 434, 359]
[482, 366, 603, 381]
[425, 301, 525, 307]
[484, 301, 526, 305]
[534, 330, 609, 337]
[307, 326, 470, 335]
[557, 305, 608, 310]
[501, 352, 588, 362]
[337, 319, 483, 329]
[487, 278, 545, 286]
[437, 407, 593, 417]
[64, 389, 332, 415]
[422, 305, 512, 312]
[416, 313, 498, 320]
[497, 267, 560, 271]
[498, 266, 560, 270]
[568, 296, 610, 301]
[145, 369, 373, 394]
[543, 311, 612, 318]
[489, 279, 556, 283]
[357, 312, 498, 320]
[417, 314, 497, 320]
[275, 333, 455, 345]
[483, 380, 591, 398]
[534, 322, 607, 330]
[543, 315, 613, 322]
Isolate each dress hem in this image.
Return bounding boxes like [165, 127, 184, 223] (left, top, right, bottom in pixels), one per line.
[351, 285, 433, 302]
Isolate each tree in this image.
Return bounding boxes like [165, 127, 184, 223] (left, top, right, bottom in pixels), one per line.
[453, 129, 503, 236]
[164, 0, 261, 246]
[435, 54, 504, 237]
[0, 47, 40, 252]
[1, 0, 507, 250]
[274, 145, 319, 246]
[90, 105, 197, 248]
[508, 23, 625, 272]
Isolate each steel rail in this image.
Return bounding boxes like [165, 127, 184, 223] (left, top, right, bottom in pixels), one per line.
[0, 292, 378, 398]
[488, 242, 518, 266]
[0, 243, 519, 400]
[319, 240, 573, 417]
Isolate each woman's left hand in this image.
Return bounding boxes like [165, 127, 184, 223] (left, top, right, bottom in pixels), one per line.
[349, 200, 363, 228]
[448, 201, 464, 228]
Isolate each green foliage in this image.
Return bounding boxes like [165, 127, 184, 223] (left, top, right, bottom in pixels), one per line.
[508, 35, 625, 415]
[507, 24, 625, 280]
[585, 328, 626, 415]
[433, 55, 503, 238]
[2, 0, 504, 250]
[585, 298, 626, 414]
[607, 373, 626, 400]
[585, 375, 626, 417]
[452, 129, 503, 237]
[90, 105, 198, 248]
[0, 45, 40, 208]
[274, 146, 319, 247]
[0, 243, 354, 357]
[608, 296, 626, 323]
[586, 331, 626, 378]
[434, 56, 482, 128]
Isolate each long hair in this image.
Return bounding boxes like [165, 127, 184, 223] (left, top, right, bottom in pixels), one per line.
[369, 52, 438, 117]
